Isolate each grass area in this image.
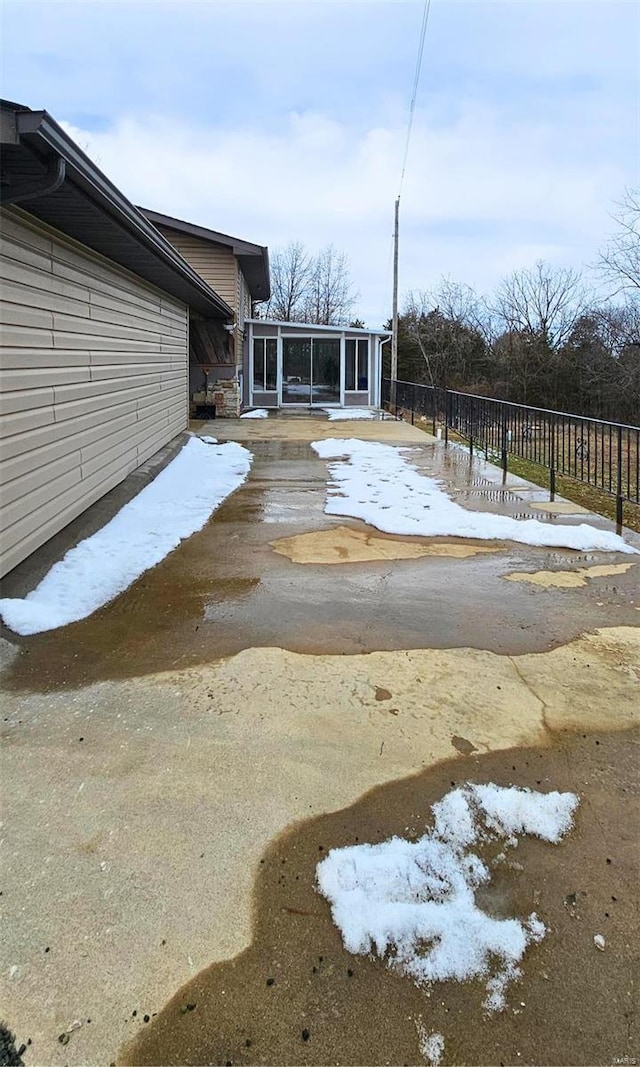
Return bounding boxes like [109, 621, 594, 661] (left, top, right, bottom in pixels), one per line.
[397, 408, 640, 535]
[502, 454, 640, 535]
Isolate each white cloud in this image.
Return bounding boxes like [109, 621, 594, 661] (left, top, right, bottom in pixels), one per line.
[61, 96, 631, 326]
[3, 0, 634, 327]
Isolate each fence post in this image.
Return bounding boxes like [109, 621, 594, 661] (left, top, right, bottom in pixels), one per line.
[432, 387, 436, 437]
[501, 409, 508, 481]
[616, 425, 623, 533]
[469, 396, 474, 457]
[411, 383, 415, 425]
[550, 413, 556, 502]
[444, 389, 449, 445]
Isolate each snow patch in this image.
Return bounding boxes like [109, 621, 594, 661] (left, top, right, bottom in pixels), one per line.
[311, 439, 636, 553]
[240, 408, 270, 419]
[323, 407, 378, 420]
[0, 437, 252, 635]
[317, 782, 578, 1012]
[416, 1024, 445, 1067]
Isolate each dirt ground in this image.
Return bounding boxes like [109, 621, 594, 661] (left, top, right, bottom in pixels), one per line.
[122, 727, 639, 1067]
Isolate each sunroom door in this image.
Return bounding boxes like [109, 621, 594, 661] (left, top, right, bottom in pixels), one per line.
[282, 338, 311, 404]
[311, 338, 340, 405]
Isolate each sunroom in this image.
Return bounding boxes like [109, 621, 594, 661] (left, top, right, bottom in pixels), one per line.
[244, 319, 390, 410]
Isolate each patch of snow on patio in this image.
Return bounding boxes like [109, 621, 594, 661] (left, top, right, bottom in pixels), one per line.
[415, 1025, 445, 1067]
[323, 407, 378, 420]
[240, 408, 270, 419]
[0, 437, 253, 635]
[311, 438, 636, 553]
[317, 783, 578, 1012]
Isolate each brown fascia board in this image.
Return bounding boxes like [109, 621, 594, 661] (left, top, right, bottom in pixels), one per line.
[140, 207, 271, 302]
[0, 100, 234, 320]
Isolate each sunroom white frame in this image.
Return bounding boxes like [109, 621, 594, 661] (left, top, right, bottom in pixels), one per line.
[245, 319, 389, 410]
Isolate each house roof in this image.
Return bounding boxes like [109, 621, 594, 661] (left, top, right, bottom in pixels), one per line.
[247, 319, 391, 335]
[0, 99, 234, 320]
[140, 209, 271, 303]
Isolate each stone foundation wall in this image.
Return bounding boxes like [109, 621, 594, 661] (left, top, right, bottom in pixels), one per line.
[212, 377, 240, 417]
[192, 377, 240, 418]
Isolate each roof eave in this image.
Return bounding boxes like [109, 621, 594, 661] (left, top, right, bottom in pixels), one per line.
[1, 103, 233, 320]
[140, 208, 271, 302]
[246, 319, 390, 335]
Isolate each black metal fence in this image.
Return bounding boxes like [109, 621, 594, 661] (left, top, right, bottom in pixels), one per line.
[382, 378, 640, 530]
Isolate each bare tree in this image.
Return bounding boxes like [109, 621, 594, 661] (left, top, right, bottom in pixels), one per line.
[557, 300, 640, 420]
[394, 262, 637, 419]
[303, 244, 358, 325]
[432, 277, 495, 345]
[265, 241, 312, 321]
[403, 290, 439, 386]
[404, 279, 494, 342]
[265, 241, 358, 325]
[594, 297, 640, 359]
[598, 188, 640, 295]
[493, 260, 587, 349]
[402, 287, 490, 389]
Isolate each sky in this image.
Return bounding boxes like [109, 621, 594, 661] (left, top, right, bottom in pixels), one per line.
[2, 0, 638, 326]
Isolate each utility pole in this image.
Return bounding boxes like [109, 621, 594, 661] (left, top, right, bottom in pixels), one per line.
[390, 196, 400, 411]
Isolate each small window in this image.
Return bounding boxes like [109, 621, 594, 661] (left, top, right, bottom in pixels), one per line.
[357, 339, 368, 390]
[265, 338, 277, 389]
[345, 338, 368, 390]
[253, 338, 265, 390]
[253, 337, 278, 391]
[345, 339, 356, 391]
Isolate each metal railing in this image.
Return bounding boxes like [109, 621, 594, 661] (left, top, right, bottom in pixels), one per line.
[382, 378, 640, 531]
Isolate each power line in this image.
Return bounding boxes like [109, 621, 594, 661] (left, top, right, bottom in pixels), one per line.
[391, 0, 432, 390]
[398, 0, 432, 200]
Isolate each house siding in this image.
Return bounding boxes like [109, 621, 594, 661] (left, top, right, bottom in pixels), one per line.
[0, 208, 189, 578]
[154, 225, 238, 313]
[237, 269, 252, 330]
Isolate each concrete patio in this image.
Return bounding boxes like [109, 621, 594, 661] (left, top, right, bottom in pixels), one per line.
[1, 413, 638, 1066]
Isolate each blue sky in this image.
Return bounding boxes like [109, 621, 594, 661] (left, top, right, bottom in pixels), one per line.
[2, 0, 638, 325]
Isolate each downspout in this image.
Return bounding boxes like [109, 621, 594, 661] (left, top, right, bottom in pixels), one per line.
[379, 335, 391, 409]
[248, 320, 254, 409]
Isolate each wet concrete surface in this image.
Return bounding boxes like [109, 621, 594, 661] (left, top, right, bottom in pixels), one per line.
[504, 562, 637, 589]
[2, 625, 639, 1066]
[121, 727, 639, 1067]
[270, 525, 500, 564]
[1, 424, 639, 693]
[1, 413, 639, 1067]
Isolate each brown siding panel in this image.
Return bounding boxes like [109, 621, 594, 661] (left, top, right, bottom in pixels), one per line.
[0, 208, 189, 578]
[154, 225, 238, 312]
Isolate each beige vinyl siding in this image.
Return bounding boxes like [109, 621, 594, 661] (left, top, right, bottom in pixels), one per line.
[0, 208, 189, 578]
[154, 225, 238, 312]
[237, 269, 252, 330]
